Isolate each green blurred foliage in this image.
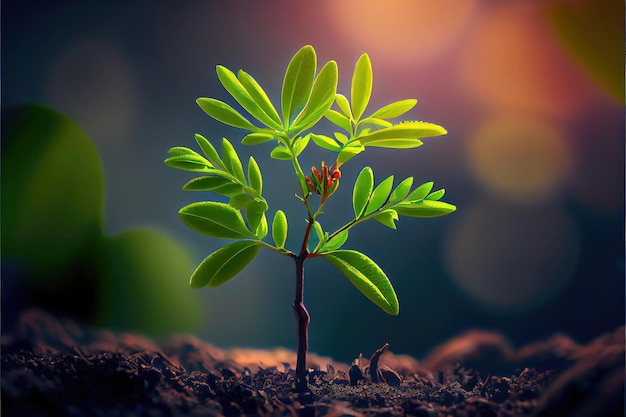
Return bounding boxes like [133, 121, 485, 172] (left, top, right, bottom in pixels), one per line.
[2, 105, 104, 276]
[2, 106, 201, 335]
[97, 229, 201, 334]
[543, 0, 624, 103]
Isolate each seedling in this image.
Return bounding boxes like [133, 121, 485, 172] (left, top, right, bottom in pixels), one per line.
[165, 45, 456, 393]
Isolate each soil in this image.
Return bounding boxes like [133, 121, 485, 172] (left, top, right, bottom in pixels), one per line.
[1, 309, 623, 417]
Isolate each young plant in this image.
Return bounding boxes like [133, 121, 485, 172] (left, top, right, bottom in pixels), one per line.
[165, 45, 456, 393]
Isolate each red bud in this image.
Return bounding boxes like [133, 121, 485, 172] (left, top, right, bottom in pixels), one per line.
[311, 166, 321, 182]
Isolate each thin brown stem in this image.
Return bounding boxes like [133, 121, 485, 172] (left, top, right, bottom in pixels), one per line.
[292, 213, 315, 393]
[292, 253, 310, 393]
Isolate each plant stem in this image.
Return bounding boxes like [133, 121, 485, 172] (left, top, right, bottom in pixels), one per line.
[324, 207, 387, 243]
[288, 145, 322, 393]
[292, 252, 310, 393]
[292, 206, 315, 394]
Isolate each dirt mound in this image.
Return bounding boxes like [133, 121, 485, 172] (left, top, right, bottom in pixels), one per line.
[2, 309, 623, 416]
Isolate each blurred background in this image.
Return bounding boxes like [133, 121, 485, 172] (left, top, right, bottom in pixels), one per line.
[2, 0, 623, 364]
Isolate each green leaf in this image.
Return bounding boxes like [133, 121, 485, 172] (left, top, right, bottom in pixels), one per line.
[358, 117, 393, 129]
[195, 134, 223, 167]
[311, 134, 342, 152]
[358, 121, 447, 146]
[389, 177, 414, 204]
[369, 99, 417, 119]
[242, 132, 275, 145]
[167, 146, 209, 161]
[319, 229, 349, 253]
[221, 138, 246, 183]
[351, 53, 373, 120]
[338, 142, 364, 164]
[237, 70, 283, 128]
[360, 138, 424, 149]
[190, 240, 262, 288]
[164, 154, 212, 172]
[245, 198, 268, 232]
[179, 202, 256, 239]
[374, 209, 398, 229]
[426, 188, 445, 201]
[229, 193, 253, 210]
[196, 98, 257, 130]
[325, 109, 352, 133]
[353, 166, 374, 218]
[291, 60, 338, 132]
[282, 45, 317, 126]
[271, 209, 288, 248]
[365, 175, 394, 215]
[183, 176, 243, 196]
[247, 156, 263, 194]
[324, 250, 398, 315]
[270, 145, 292, 160]
[255, 213, 268, 239]
[335, 94, 352, 118]
[313, 221, 325, 244]
[216, 65, 282, 129]
[334, 132, 349, 144]
[394, 200, 457, 218]
[292, 134, 310, 157]
[406, 182, 434, 202]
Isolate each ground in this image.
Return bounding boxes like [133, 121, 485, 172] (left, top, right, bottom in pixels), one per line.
[1, 309, 623, 417]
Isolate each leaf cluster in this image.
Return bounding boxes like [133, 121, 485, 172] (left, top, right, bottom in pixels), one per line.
[311, 53, 447, 165]
[351, 167, 456, 231]
[165, 135, 268, 239]
[165, 45, 456, 316]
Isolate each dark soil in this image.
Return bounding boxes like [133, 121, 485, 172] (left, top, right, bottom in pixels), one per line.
[2, 309, 623, 417]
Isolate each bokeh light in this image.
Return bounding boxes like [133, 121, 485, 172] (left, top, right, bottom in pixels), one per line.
[45, 38, 136, 144]
[324, 0, 476, 64]
[458, 2, 593, 118]
[467, 115, 572, 203]
[445, 198, 580, 312]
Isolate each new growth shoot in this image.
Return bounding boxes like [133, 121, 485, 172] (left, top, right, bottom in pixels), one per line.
[165, 45, 456, 393]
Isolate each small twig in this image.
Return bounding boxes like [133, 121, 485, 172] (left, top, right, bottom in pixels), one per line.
[480, 375, 492, 398]
[368, 342, 389, 383]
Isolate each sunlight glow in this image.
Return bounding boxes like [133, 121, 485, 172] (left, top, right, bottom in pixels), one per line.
[458, 2, 591, 118]
[324, 0, 476, 64]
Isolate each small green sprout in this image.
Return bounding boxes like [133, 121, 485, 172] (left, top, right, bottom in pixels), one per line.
[165, 45, 456, 393]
